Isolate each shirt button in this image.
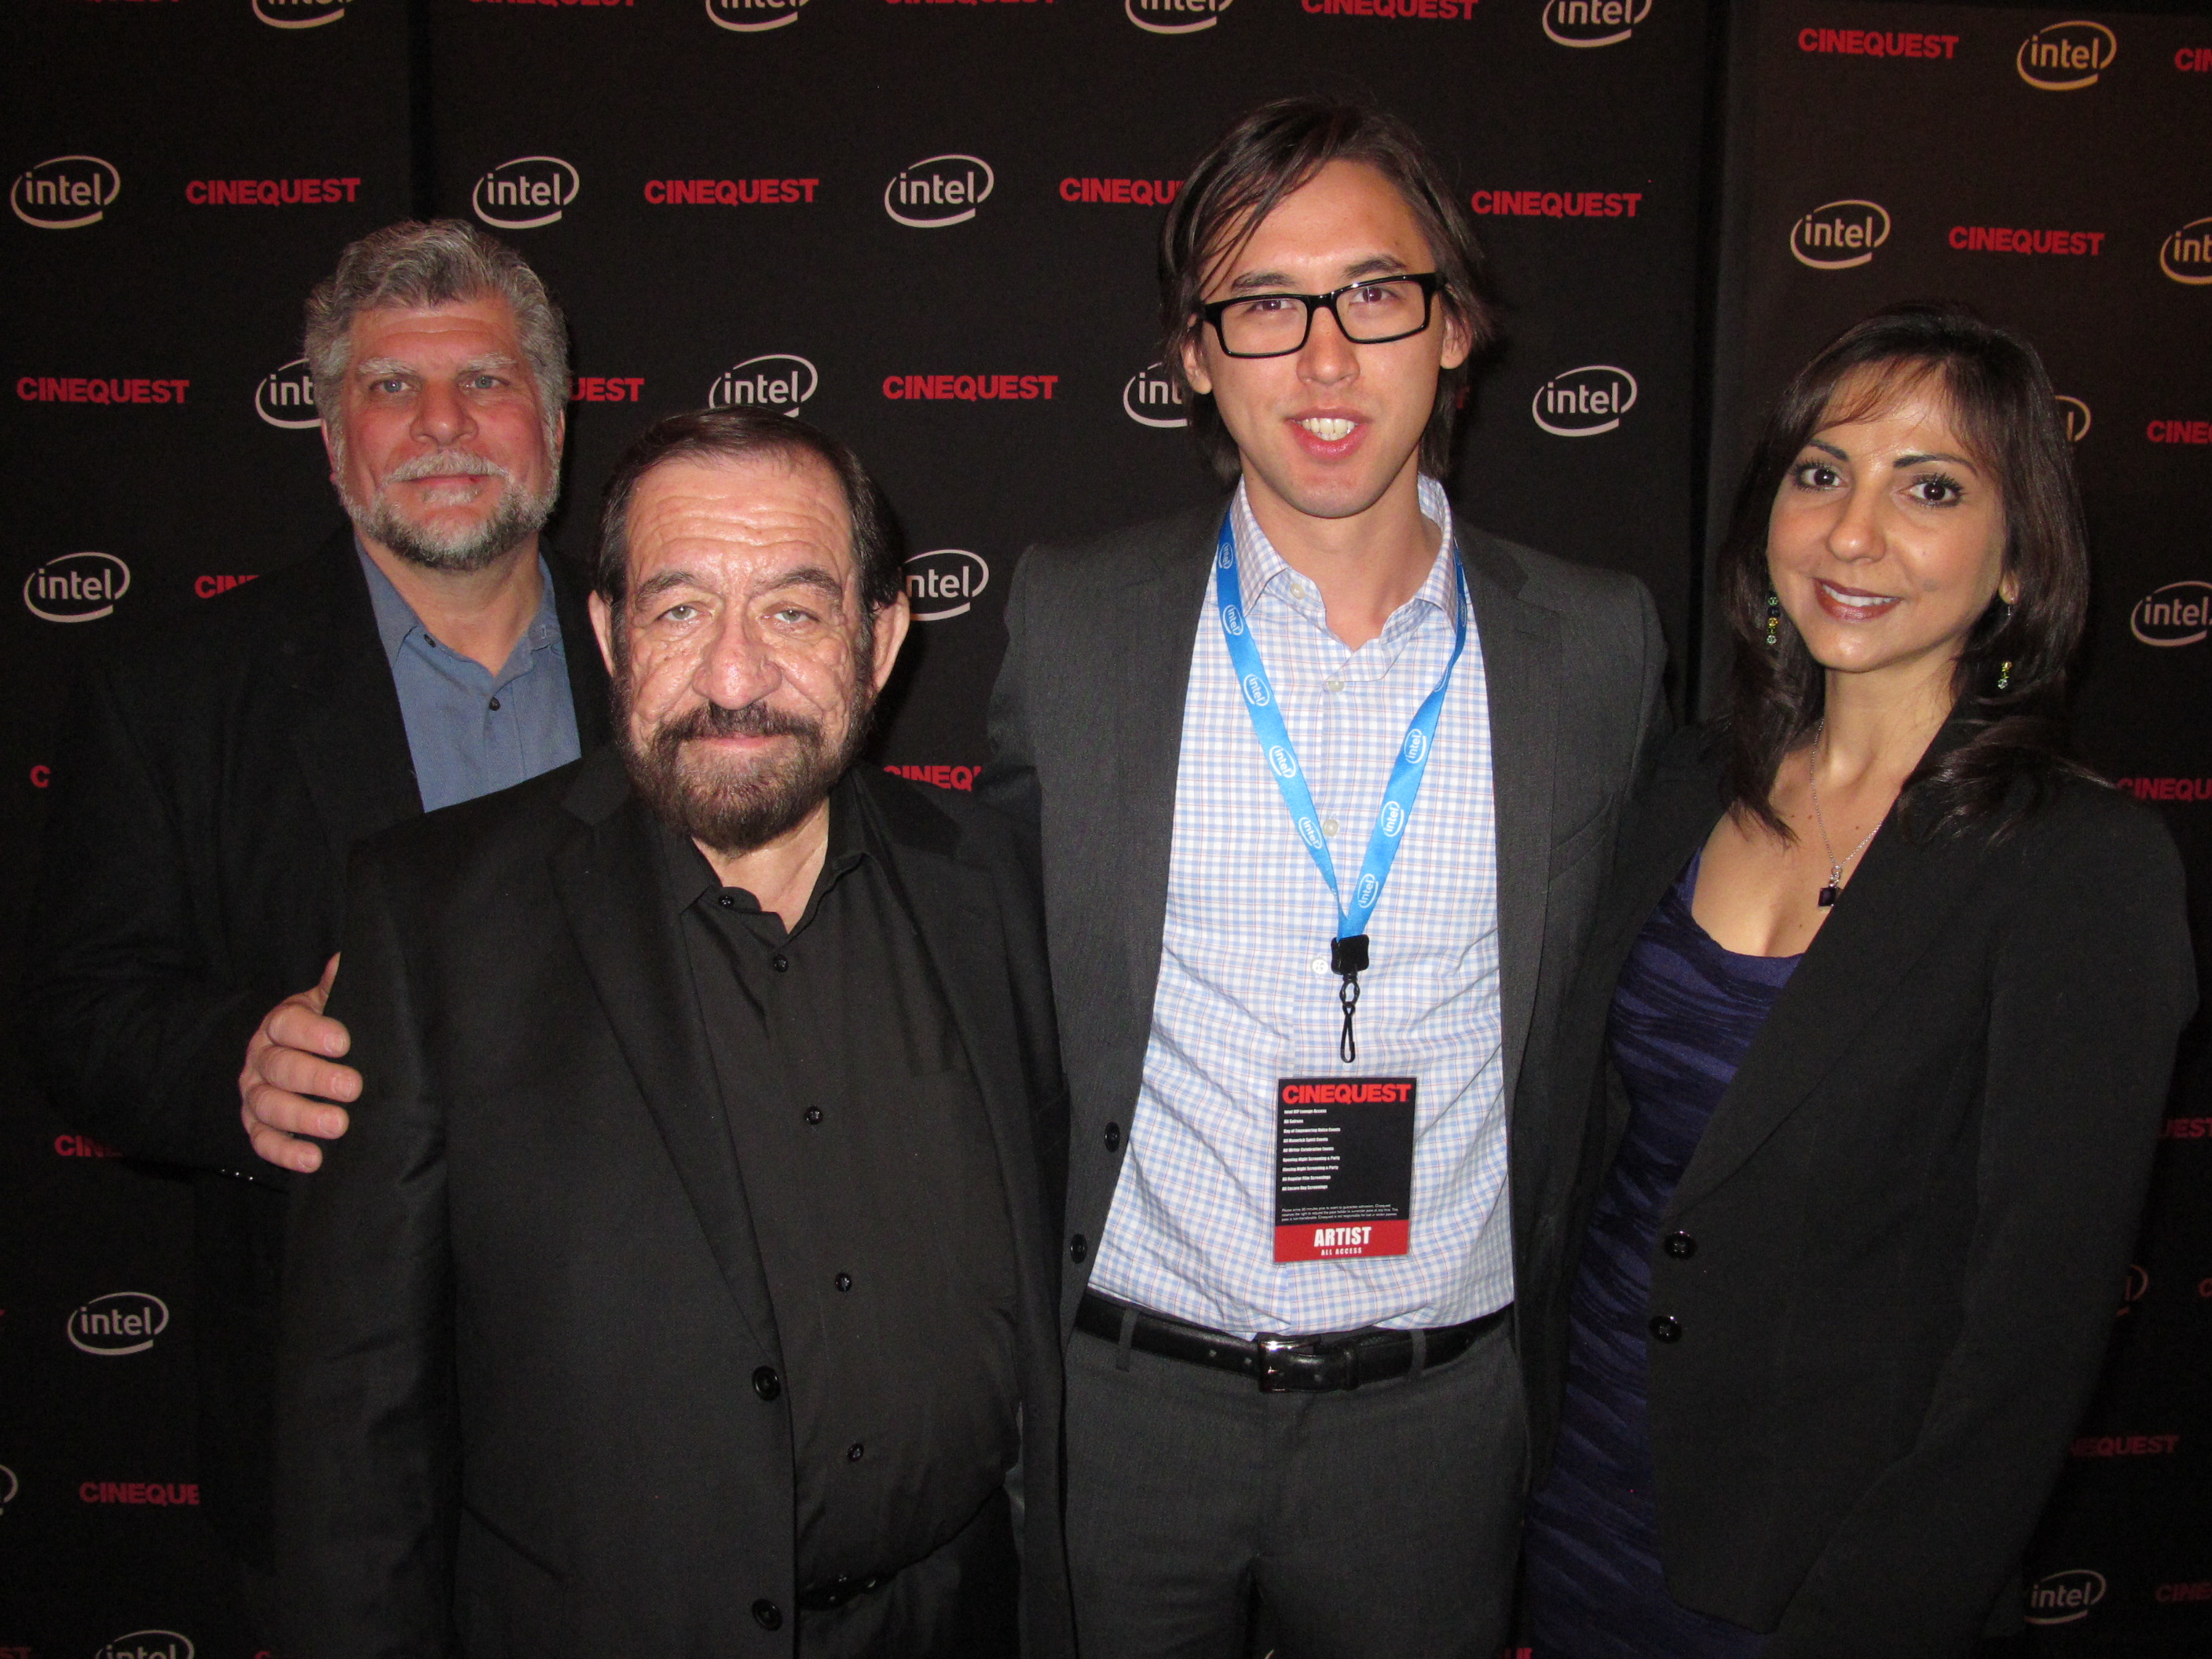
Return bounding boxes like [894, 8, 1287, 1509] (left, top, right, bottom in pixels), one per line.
[1664, 1231, 1697, 1259]
[751, 1365, 781, 1401]
[771, 954, 789, 972]
[1321, 817, 1340, 838]
[834, 1272, 852, 1292]
[804, 1107, 823, 1126]
[1650, 1314, 1683, 1343]
[1324, 676, 1344, 694]
[847, 1441, 865, 1462]
[1310, 955, 1331, 976]
[1104, 1122, 1122, 1152]
[487, 696, 501, 712]
[752, 1599, 783, 1631]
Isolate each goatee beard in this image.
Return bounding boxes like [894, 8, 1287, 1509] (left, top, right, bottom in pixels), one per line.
[619, 683, 874, 859]
[338, 445, 558, 575]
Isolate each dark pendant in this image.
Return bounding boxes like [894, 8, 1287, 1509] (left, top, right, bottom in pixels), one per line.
[1818, 884, 1840, 908]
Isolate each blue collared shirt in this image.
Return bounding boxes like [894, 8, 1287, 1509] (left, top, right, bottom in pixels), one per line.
[358, 543, 583, 814]
[1086, 475, 1510, 1335]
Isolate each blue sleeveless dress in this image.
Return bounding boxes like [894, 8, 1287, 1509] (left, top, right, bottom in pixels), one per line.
[1522, 852, 1800, 1657]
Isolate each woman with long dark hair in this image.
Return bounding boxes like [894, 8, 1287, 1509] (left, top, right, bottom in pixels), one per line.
[1519, 303, 2196, 1656]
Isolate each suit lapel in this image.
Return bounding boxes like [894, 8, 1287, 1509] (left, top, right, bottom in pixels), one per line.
[550, 756, 782, 1362]
[276, 531, 423, 866]
[1105, 508, 1219, 1034]
[1671, 782, 1983, 1213]
[1461, 523, 1562, 1110]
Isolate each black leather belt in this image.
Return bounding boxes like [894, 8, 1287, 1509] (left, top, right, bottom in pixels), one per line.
[1075, 1291, 1508, 1392]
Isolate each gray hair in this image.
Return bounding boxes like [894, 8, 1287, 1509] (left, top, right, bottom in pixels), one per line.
[302, 218, 569, 430]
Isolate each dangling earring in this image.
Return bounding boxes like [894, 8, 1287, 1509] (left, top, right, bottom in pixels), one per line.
[1994, 597, 2013, 692]
[1765, 590, 1781, 650]
[1998, 661, 2012, 692]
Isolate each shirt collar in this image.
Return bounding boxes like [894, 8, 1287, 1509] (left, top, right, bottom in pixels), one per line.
[653, 767, 873, 921]
[1228, 475, 1460, 626]
[354, 537, 564, 671]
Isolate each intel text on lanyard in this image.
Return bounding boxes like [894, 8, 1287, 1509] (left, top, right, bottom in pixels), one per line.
[1213, 514, 1468, 1062]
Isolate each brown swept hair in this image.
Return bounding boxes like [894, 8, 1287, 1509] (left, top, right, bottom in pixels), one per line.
[1158, 97, 1497, 484]
[1715, 302, 2099, 840]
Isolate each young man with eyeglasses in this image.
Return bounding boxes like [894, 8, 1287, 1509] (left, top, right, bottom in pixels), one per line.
[984, 98, 1666, 1654]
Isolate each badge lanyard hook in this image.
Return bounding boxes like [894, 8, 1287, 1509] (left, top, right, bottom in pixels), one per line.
[1212, 515, 1467, 1064]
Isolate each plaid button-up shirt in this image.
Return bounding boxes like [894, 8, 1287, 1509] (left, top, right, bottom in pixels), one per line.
[1088, 476, 1513, 1335]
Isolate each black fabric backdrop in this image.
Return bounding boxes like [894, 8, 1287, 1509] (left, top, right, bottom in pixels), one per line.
[0, 0, 2203, 1654]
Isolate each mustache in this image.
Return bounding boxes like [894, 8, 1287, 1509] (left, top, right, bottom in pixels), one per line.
[654, 699, 823, 745]
[383, 449, 511, 485]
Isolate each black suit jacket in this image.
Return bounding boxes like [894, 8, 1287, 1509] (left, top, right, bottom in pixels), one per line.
[1549, 727, 2196, 1655]
[24, 527, 609, 1565]
[983, 499, 1665, 1457]
[276, 753, 1075, 1658]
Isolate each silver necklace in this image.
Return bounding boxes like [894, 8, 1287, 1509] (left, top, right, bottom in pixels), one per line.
[1807, 722, 1881, 908]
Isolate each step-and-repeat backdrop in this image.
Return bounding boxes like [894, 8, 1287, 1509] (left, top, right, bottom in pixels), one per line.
[0, 0, 2204, 1653]
[1705, 2, 2212, 1649]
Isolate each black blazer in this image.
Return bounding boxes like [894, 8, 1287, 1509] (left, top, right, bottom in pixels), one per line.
[275, 753, 1075, 1658]
[24, 527, 609, 1566]
[983, 500, 1667, 1455]
[1547, 726, 2196, 1656]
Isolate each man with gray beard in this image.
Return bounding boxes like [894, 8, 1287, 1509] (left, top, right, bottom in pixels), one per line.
[275, 411, 1069, 1657]
[25, 219, 608, 1645]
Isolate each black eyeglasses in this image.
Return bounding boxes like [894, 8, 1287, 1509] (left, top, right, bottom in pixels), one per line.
[1198, 273, 1444, 359]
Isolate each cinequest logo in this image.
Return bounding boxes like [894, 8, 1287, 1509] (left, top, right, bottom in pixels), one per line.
[255, 0, 348, 27]
[1532, 364, 1638, 437]
[2055, 394, 2091, 442]
[472, 156, 580, 231]
[2131, 580, 2212, 646]
[11, 156, 121, 230]
[24, 551, 131, 623]
[709, 353, 817, 417]
[1791, 199, 1891, 269]
[2026, 1569, 2107, 1625]
[1127, 0, 1230, 35]
[708, 0, 807, 31]
[1123, 361, 1187, 428]
[69, 1291, 171, 1356]
[884, 155, 993, 229]
[257, 357, 319, 429]
[2017, 21, 2116, 90]
[96, 1635, 194, 1659]
[1543, 0, 1650, 49]
[906, 549, 990, 621]
[2160, 216, 2212, 285]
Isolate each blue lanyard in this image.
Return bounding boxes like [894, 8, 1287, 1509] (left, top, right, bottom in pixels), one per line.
[1213, 513, 1468, 1059]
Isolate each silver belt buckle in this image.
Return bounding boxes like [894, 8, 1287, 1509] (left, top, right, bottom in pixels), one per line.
[1257, 1335, 1306, 1392]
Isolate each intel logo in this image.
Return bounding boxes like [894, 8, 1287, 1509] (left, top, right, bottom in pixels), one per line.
[471, 156, 579, 232]
[2159, 215, 2212, 286]
[1543, 0, 1650, 49]
[904, 548, 990, 621]
[1532, 364, 1639, 437]
[707, 0, 807, 29]
[69, 1291, 171, 1356]
[96, 1634, 194, 1659]
[1126, 0, 1230, 35]
[255, 0, 347, 27]
[255, 357, 319, 430]
[2055, 394, 2091, 443]
[2017, 20, 2115, 91]
[0, 1463, 16, 1516]
[709, 353, 817, 417]
[25, 551, 131, 623]
[1122, 361, 1188, 428]
[11, 155, 121, 230]
[1791, 199, 1891, 270]
[884, 155, 994, 229]
[2025, 1569, 2107, 1625]
[2130, 580, 2212, 647]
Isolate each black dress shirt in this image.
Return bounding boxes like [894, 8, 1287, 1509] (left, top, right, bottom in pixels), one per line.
[657, 773, 1021, 1589]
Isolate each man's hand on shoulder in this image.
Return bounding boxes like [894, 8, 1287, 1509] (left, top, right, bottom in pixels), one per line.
[241, 954, 360, 1173]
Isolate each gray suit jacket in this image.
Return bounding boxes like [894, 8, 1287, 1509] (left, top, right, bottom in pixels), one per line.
[982, 496, 1666, 1463]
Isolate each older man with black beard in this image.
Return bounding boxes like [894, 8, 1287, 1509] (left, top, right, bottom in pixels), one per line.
[273, 410, 1071, 1659]
[25, 219, 609, 1644]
